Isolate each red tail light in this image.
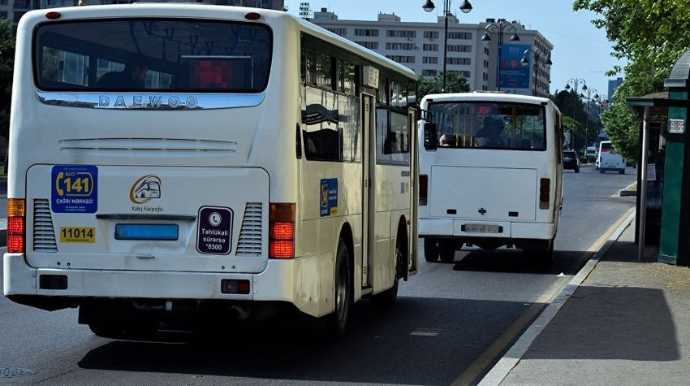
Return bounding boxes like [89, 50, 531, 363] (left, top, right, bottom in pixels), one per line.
[269, 203, 295, 259]
[539, 178, 550, 210]
[7, 199, 25, 253]
[419, 174, 428, 205]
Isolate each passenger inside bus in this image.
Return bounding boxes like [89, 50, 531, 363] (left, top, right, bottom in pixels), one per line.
[476, 119, 505, 148]
[96, 53, 149, 89]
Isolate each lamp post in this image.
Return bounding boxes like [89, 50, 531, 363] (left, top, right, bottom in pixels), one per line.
[482, 19, 520, 91]
[422, 0, 473, 92]
[520, 49, 552, 97]
[565, 78, 587, 152]
[581, 87, 599, 164]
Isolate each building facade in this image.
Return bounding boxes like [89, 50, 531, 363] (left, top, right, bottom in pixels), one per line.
[311, 8, 553, 96]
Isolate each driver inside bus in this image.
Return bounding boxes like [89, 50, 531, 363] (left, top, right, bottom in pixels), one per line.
[96, 53, 149, 89]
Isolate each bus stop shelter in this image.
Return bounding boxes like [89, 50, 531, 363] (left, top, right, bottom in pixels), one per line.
[626, 49, 690, 265]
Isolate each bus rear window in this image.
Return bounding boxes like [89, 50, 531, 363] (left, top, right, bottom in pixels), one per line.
[35, 19, 272, 92]
[428, 101, 546, 150]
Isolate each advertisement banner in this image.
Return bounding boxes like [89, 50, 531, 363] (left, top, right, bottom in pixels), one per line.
[499, 44, 531, 95]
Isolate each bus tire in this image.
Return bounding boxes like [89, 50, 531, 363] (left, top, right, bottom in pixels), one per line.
[525, 239, 554, 264]
[439, 242, 455, 263]
[325, 238, 352, 341]
[371, 227, 405, 308]
[424, 238, 440, 262]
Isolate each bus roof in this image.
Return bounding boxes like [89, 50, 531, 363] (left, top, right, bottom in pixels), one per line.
[20, 3, 417, 82]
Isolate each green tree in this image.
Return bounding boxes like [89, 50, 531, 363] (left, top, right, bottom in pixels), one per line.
[417, 71, 470, 99]
[0, 18, 15, 141]
[573, 0, 690, 161]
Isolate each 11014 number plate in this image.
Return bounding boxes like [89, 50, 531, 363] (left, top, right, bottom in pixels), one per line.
[60, 227, 96, 243]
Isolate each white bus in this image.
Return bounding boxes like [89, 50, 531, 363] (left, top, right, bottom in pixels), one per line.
[4, 4, 419, 340]
[418, 93, 564, 263]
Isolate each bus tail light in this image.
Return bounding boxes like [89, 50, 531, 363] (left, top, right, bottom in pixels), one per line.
[419, 174, 428, 205]
[539, 178, 550, 210]
[269, 203, 295, 259]
[7, 199, 26, 253]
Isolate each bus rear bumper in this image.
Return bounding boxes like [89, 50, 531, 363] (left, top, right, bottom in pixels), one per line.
[418, 218, 557, 241]
[3, 253, 324, 317]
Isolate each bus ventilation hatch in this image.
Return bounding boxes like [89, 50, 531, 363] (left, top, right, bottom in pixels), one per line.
[33, 199, 58, 253]
[235, 202, 263, 256]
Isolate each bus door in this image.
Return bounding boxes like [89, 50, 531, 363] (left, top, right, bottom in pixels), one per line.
[407, 107, 419, 277]
[361, 93, 376, 287]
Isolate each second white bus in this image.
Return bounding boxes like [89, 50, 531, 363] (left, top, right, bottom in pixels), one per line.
[418, 93, 564, 263]
[4, 4, 419, 340]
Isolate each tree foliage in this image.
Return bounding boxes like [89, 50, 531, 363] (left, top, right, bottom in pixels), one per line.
[0, 18, 15, 140]
[573, 0, 690, 161]
[417, 72, 470, 99]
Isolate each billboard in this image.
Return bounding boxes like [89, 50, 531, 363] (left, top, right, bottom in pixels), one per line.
[499, 44, 531, 95]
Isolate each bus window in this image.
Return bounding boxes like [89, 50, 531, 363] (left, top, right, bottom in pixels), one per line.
[427, 101, 546, 150]
[35, 19, 272, 92]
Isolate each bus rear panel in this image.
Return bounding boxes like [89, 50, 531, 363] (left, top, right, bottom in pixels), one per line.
[418, 93, 564, 263]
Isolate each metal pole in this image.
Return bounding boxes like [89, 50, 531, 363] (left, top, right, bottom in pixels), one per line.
[442, 0, 449, 92]
[638, 106, 650, 261]
[497, 26, 502, 91]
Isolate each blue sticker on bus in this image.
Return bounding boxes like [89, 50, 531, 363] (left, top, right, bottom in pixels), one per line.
[320, 178, 338, 217]
[51, 165, 98, 213]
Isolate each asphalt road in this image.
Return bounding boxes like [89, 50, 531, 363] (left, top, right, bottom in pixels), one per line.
[0, 165, 637, 385]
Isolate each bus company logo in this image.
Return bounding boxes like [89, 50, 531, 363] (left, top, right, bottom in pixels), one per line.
[130, 175, 162, 204]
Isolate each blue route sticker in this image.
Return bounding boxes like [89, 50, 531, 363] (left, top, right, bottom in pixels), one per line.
[320, 178, 338, 217]
[51, 165, 98, 213]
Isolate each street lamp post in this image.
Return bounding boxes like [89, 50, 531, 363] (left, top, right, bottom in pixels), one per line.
[520, 49, 552, 96]
[580, 87, 599, 164]
[482, 19, 520, 91]
[422, 0, 473, 92]
[565, 78, 587, 153]
[582, 85, 599, 163]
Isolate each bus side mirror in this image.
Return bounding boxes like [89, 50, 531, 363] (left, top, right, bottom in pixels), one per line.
[423, 122, 437, 151]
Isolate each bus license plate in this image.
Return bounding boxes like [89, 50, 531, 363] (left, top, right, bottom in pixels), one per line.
[464, 224, 500, 233]
[60, 227, 96, 243]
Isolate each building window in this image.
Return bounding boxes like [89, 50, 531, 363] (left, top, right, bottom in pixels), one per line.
[386, 56, 416, 64]
[447, 45, 472, 53]
[447, 57, 471, 65]
[355, 29, 379, 37]
[422, 57, 439, 64]
[355, 41, 379, 50]
[424, 31, 439, 39]
[423, 44, 439, 51]
[447, 31, 472, 39]
[385, 42, 416, 51]
[326, 28, 347, 37]
[386, 30, 416, 38]
[422, 69, 438, 77]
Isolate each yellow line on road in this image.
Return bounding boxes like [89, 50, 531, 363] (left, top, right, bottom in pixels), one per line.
[451, 207, 635, 386]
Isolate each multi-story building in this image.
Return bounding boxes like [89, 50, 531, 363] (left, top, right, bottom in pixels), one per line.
[0, 0, 285, 23]
[608, 77, 624, 100]
[311, 8, 553, 96]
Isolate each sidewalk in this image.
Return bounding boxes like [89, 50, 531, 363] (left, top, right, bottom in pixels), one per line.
[480, 214, 690, 386]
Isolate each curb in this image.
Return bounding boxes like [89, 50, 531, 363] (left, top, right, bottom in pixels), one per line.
[477, 209, 636, 386]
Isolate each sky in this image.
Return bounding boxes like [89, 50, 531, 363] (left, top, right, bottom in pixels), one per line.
[283, 0, 625, 100]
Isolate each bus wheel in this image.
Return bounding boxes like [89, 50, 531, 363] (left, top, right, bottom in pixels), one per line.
[439, 242, 456, 263]
[371, 230, 404, 308]
[525, 240, 554, 264]
[326, 239, 352, 341]
[424, 238, 440, 262]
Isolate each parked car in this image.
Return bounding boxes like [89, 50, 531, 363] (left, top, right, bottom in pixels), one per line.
[563, 150, 580, 173]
